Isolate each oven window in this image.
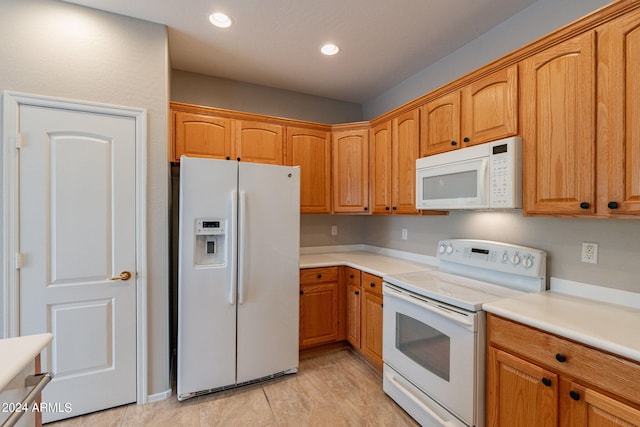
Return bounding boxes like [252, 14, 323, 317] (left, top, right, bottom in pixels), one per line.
[396, 313, 450, 381]
[422, 170, 477, 200]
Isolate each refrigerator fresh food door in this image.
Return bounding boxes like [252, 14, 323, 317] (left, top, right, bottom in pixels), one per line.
[236, 162, 300, 383]
[177, 157, 239, 398]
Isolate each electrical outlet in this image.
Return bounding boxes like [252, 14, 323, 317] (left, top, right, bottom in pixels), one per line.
[401, 228, 408, 240]
[581, 242, 598, 264]
[331, 225, 338, 236]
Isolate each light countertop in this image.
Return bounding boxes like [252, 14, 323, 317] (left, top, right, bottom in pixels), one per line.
[484, 284, 640, 363]
[0, 333, 53, 391]
[300, 249, 435, 277]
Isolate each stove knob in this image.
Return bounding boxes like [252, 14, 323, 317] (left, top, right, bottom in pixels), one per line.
[523, 256, 534, 269]
[511, 254, 521, 265]
[439, 244, 446, 254]
[446, 245, 454, 254]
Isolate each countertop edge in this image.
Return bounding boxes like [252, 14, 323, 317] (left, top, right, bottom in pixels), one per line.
[0, 333, 53, 391]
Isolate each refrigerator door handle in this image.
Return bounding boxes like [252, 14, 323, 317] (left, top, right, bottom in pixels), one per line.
[229, 190, 238, 305]
[238, 191, 247, 304]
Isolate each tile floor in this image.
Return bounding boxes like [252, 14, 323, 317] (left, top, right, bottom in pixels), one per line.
[47, 349, 419, 426]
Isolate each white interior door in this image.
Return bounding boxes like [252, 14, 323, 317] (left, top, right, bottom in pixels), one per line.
[17, 103, 137, 422]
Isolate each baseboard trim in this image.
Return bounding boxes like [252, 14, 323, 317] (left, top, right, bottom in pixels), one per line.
[147, 389, 172, 403]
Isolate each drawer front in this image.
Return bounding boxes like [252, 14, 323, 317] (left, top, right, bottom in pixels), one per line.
[346, 267, 361, 288]
[488, 314, 640, 405]
[300, 267, 339, 285]
[362, 272, 383, 297]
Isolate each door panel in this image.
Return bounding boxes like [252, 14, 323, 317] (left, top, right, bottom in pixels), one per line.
[18, 105, 137, 422]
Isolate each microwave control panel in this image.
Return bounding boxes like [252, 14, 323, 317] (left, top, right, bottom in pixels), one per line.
[488, 138, 522, 208]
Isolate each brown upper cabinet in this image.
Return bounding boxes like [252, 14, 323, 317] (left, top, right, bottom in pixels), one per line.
[521, 32, 596, 215]
[370, 109, 420, 214]
[420, 65, 518, 157]
[597, 8, 640, 215]
[332, 126, 370, 213]
[286, 127, 332, 214]
[171, 104, 284, 165]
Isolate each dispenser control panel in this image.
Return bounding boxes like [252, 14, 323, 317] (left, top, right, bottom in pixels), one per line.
[196, 218, 225, 235]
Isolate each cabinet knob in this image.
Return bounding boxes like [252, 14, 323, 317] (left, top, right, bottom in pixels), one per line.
[236, 157, 241, 161]
[317, 274, 322, 279]
[555, 353, 567, 363]
[355, 291, 359, 295]
[370, 283, 376, 288]
[385, 207, 390, 211]
[541, 377, 552, 387]
[350, 274, 354, 279]
[451, 140, 457, 146]
[463, 137, 470, 143]
[300, 290, 304, 295]
[608, 201, 619, 209]
[392, 206, 397, 211]
[225, 156, 231, 160]
[569, 390, 581, 401]
[364, 207, 369, 211]
[579, 202, 590, 209]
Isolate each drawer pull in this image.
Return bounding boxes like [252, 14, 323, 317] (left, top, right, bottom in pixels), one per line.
[370, 283, 376, 288]
[555, 353, 567, 363]
[350, 274, 354, 279]
[355, 291, 359, 295]
[317, 274, 322, 279]
[300, 290, 304, 295]
[541, 377, 552, 387]
[569, 390, 581, 401]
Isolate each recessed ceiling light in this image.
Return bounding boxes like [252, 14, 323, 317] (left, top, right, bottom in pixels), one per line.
[321, 44, 340, 56]
[209, 12, 232, 28]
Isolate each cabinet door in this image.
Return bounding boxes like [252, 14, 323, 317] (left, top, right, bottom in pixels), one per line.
[561, 380, 640, 427]
[234, 120, 284, 164]
[346, 284, 361, 348]
[393, 109, 420, 214]
[521, 31, 596, 215]
[173, 111, 232, 161]
[332, 128, 370, 213]
[370, 121, 393, 214]
[299, 282, 339, 348]
[286, 127, 332, 213]
[486, 347, 558, 427]
[361, 291, 383, 367]
[598, 9, 640, 215]
[462, 64, 518, 146]
[420, 91, 461, 156]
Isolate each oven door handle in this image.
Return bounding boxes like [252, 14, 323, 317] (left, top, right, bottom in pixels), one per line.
[384, 286, 474, 329]
[385, 371, 458, 427]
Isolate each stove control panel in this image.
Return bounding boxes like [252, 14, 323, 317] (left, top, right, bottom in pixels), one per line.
[437, 239, 546, 279]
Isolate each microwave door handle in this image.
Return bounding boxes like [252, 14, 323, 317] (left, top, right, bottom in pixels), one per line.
[478, 158, 489, 205]
[384, 286, 474, 329]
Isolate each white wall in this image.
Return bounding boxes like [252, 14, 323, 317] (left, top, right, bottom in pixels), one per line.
[0, 0, 170, 396]
[172, 69, 363, 124]
[363, 0, 612, 118]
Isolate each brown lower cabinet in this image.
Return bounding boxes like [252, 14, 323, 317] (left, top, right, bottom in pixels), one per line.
[486, 313, 640, 427]
[299, 266, 384, 369]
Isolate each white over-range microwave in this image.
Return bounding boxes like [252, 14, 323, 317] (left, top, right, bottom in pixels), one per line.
[416, 137, 522, 210]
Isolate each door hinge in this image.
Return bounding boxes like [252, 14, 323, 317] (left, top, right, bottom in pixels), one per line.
[14, 133, 23, 149]
[15, 253, 23, 269]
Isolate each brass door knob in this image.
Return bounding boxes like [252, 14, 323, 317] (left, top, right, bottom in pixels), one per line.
[109, 271, 132, 281]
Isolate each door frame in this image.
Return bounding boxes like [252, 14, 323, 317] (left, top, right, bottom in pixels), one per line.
[1, 91, 149, 404]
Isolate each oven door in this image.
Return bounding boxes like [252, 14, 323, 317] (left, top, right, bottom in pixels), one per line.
[383, 283, 479, 426]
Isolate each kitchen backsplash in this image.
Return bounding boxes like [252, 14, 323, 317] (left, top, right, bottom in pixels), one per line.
[300, 212, 640, 293]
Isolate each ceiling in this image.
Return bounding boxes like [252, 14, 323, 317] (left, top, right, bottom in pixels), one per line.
[62, 0, 538, 104]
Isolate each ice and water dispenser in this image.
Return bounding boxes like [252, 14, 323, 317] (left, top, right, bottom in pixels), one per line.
[194, 218, 226, 266]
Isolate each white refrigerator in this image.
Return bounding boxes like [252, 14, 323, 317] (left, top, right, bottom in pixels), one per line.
[177, 156, 300, 400]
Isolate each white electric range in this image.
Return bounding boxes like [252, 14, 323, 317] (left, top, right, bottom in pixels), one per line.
[382, 239, 547, 427]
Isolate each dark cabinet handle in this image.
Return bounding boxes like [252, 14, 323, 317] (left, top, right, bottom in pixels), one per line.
[463, 137, 470, 143]
[451, 140, 457, 146]
[364, 207, 368, 211]
[541, 377, 552, 387]
[608, 201, 619, 209]
[300, 290, 304, 295]
[350, 274, 354, 279]
[392, 206, 397, 211]
[317, 274, 322, 279]
[370, 283, 376, 288]
[579, 202, 590, 209]
[555, 353, 567, 363]
[385, 206, 390, 211]
[225, 156, 231, 160]
[236, 157, 241, 161]
[355, 291, 359, 295]
[569, 390, 581, 401]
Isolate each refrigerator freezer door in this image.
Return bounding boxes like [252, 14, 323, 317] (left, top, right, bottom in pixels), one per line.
[177, 157, 238, 398]
[236, 162, 300, 383]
